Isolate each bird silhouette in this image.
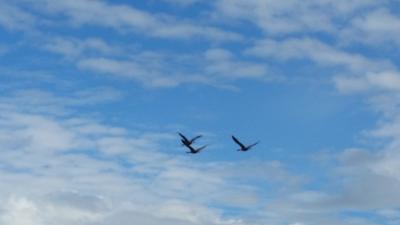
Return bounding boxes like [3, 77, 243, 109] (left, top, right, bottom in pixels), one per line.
[178, 132, 202, 146]
[184, 143, 207, 154]
[232, 135, 259, 151]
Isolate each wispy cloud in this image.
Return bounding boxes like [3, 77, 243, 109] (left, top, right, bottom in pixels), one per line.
[246, 38, 392, 73]
[0, 88, 302, 225]
[163, 0, 201, 7]
[41, 36, 274, 88]
[44, 37, 123, 59]
[342, 8, 400, 46]
[8, 0, 242, 42]
[205, 48, 271, 80]
[1, 0, 400, 224]
[0, 1, 37, 31]
[213, 0, 378, 35]
[334, 71, 400, 93]
[0, 87, 122, 116]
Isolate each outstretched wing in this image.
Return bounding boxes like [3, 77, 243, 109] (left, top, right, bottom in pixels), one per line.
[178, 132, 189, 142]
[247, 141, 259, 149]
[232, 135, 246, 149]
[195, 145, 207, 153]
[190, 135, 202, 143]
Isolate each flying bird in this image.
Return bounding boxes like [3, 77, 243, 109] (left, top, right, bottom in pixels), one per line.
[178, 132, 202, 146]
[184, 143, 207, 154]
[232, 135, 259, 151]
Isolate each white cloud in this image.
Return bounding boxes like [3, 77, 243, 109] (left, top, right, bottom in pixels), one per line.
[213, 0, 378, 35]
[44, 37, 122, 59]
[334, 71, 400, 93]
[246, 37, 400, 95]
[366, 94, 400, 119]
[0, 88, 303, 225]
[67, 46, 273, 88]
[0, 88, 122, 116]
[205, 48, 271, 80]
[163, 0, 201, 6]
[0, 1, 36, 31]
[77, 57, 191, 88]
[342, 8, 400, 46]
[15, 0, 241, 42]
[37, 37, 210, 87]
[280, 120, 400, 216]
[240, 108, 400, 224]
[0, 193, 241, 225]
[246, 38, 391, 74]
[2, 0, 400, 224]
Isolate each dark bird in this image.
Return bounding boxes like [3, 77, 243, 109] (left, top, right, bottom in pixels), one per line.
[178, 132, 202, 146]
[184, 144, 207, 154]
[232, 135, 259, 151]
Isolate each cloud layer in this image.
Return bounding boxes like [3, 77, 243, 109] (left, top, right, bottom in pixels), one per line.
[1, 0, 400, 225]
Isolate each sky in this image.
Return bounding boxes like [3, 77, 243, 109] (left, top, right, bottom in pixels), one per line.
[0, 0, 400, 224]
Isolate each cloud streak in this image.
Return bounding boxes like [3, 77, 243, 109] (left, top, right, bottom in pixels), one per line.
[5, 0, 242, 42]
[0, 88, 301, 225]
[1, 0, 400, 224]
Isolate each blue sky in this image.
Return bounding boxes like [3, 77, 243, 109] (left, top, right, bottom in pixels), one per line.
[1, 0, 400, 225]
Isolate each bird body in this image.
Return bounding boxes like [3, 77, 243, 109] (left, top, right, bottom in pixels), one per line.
[178, 132, 206, 154]
[178, 132, 202, 146]
[185, 144, 207, 154]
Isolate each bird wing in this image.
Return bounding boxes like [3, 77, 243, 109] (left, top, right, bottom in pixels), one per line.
[178, 132, 189, 142]
[247, 141, 259, 149]
[190, 135, 202, 143]
[232, 135, 246, 149]
[195, 145, 207, 153]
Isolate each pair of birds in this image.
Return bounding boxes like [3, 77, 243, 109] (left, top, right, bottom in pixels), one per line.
[178, 132, 259, 154]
